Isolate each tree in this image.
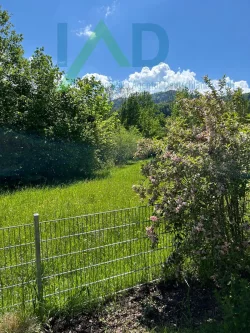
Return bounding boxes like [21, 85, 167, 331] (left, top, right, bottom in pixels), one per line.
[120, 91, 165, 138]
[120, 93, 141, 128]
[0, 7, 120, 183]
[0, 7, 28, 127]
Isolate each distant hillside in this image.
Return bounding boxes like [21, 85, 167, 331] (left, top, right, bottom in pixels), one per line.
[113, 90, 250, 109]
[113, 90, 177, 109]
[151, 90, 177, 104]
[244, 92, 250, 100]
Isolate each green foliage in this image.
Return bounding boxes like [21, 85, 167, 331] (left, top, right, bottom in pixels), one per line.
[0, 72, 116, 183]
[134, 138, 158, 160]
[0, 129, 97, 184]
[151, 90, 177, 104]
[112, 90, 176, 110]
[198, 278, 250, 333]
[0, 7, 142, 184]
[120, 92, 166, 138]
[171, 89, 199, 118]
[134, 77, 250, 284]
[109, 126, 142, 165]
[219, 277, 250, 333]
[157, 101, 173, 117]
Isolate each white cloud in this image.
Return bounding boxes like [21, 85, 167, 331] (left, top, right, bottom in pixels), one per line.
[75, 24, 96, 39]
[122, 63, 197, 94]
[75, 1, 118, 40]
[83, 73, 112, 87]
[101, 0, 119, 18]
[82, 63, 250, 98]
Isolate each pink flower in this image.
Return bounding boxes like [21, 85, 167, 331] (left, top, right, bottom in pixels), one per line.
[196, 132, 208, 141]
[149, 176, 156, 183]
[193, 223, 205, 233]
[171, 155, 182, 163]
[175, 206, 181, 213]
[150, 216, 158, 222]
[163, 151, 172, 159]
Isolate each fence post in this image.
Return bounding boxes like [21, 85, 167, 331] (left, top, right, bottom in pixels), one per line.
[33, 213, 44, 317]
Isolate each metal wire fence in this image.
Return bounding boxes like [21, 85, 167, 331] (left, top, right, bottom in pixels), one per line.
[0, 206, 173, 314]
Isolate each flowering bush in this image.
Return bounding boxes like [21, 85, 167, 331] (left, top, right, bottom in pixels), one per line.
[134, 138, 159, 160]
[134, 77, 250, 284]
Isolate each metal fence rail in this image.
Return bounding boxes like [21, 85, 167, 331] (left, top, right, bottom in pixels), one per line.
[0, 206, 173, 313]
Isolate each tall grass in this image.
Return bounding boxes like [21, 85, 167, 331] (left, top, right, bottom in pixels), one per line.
[0, 162, 145, 228]
[0, 162, 172, 315]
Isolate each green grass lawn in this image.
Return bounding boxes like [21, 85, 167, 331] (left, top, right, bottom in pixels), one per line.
[0, 162, 146, 228]
[0, 162, 172, 314]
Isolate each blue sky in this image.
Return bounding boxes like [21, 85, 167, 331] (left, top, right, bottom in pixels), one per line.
[2, 0, 250, 93]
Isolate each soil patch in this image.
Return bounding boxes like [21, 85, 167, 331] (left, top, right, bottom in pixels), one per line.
[44, 281, 220, 333]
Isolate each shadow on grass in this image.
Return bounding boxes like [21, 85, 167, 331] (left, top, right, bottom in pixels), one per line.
[0, 160, 141, 194]
[0, 168, 111, 194]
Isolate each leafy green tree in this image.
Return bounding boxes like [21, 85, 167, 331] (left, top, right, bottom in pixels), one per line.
[120, 93, 141, 128]
[157, 101, 173, 117]
[0, 8, 124, 183]
[0, 7, 28, 127]
[120, 91, 165, 138]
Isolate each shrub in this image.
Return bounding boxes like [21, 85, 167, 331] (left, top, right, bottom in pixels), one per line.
[220, 277, 250, 333]
[112, 126, 141, 165]
[133, 77, 250, 284]
[0, 129, 98, 184]
[134, 138, 158, 160]
[119, 92, 166, 138]
[202, 278, 250, 333]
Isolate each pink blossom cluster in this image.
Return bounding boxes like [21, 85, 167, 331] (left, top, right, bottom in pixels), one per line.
[196, 131, 208, 141]
[150, 216, 158, 222]
[163, 151, 182, 163]
[148, 176, 156, 184]
[134, 138, 155, 159]
[163, 151, 172, 159]
[175, 197, 187, 213]
[171, 154, 182, 163]
[193, 222, 205, 233]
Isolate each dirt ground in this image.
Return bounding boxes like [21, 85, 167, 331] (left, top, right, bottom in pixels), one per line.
[43, 281, 220, 333]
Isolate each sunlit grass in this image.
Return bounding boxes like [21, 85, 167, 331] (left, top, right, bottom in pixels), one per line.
[0, 161, 172, 314]
[0, 162, 146, 227]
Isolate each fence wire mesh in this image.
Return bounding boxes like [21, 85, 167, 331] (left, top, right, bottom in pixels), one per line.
[0, 206, 173, 313]
[0, 223, 36, 312]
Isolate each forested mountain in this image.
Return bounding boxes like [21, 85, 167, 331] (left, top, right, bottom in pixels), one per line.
[113, 90, 177, 109]
[114, 90, 250, 111]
